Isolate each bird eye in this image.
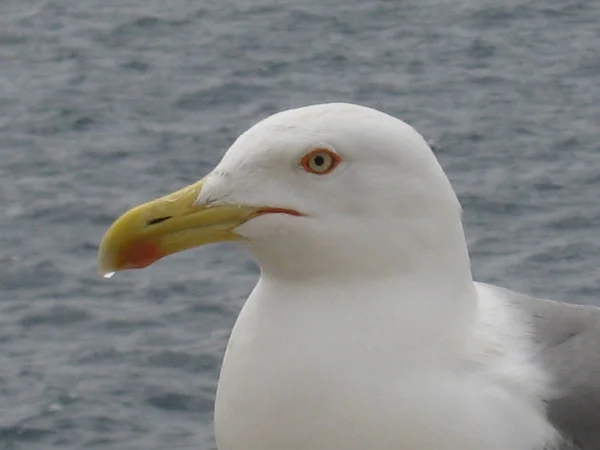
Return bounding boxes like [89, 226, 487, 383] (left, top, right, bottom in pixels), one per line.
[300, 149, 341, 175]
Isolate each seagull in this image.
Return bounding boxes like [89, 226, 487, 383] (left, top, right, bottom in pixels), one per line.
[98, 103, 599, 450]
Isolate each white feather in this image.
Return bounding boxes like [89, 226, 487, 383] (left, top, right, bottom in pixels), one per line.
[197, 103, 557, 450]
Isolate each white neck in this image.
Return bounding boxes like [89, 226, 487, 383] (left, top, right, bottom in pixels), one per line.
[215, 259, 480, 450]
[253, 266, 478, 366]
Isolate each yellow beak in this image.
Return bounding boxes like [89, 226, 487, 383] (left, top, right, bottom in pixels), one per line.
[97, 178, 261, 277]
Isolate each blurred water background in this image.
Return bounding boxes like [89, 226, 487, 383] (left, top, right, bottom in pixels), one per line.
[1, 0, 599, 448]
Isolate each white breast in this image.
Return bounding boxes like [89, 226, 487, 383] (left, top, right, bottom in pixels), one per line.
[214, 279, 556, 450]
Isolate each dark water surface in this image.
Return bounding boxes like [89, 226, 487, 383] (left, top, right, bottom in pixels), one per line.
[1, 0, 599, 448]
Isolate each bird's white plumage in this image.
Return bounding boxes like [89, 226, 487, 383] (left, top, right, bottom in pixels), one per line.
[199, 103, 558, 450]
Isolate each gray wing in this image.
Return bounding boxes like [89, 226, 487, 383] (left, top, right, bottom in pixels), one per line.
[480, 283, 600, 450]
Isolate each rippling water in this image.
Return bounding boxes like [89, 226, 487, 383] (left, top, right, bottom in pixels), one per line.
[1, 0, 599, 448]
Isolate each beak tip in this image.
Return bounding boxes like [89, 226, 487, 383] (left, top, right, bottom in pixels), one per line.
[97, 247, 118, 279]
[97, 238, 163, 278]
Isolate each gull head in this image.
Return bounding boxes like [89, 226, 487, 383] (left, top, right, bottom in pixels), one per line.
[98, 103, 470, 282]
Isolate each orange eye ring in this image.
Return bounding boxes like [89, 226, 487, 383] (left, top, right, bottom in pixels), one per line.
[300, 149, 341, 175]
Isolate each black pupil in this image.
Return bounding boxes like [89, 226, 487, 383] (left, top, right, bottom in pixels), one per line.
[314, 155, 325, 166]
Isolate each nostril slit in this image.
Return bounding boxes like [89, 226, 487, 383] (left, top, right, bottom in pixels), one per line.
[146, 216, 172, 226]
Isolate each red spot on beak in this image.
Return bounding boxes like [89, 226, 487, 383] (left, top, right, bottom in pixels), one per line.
[118, 239, 163, 269]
